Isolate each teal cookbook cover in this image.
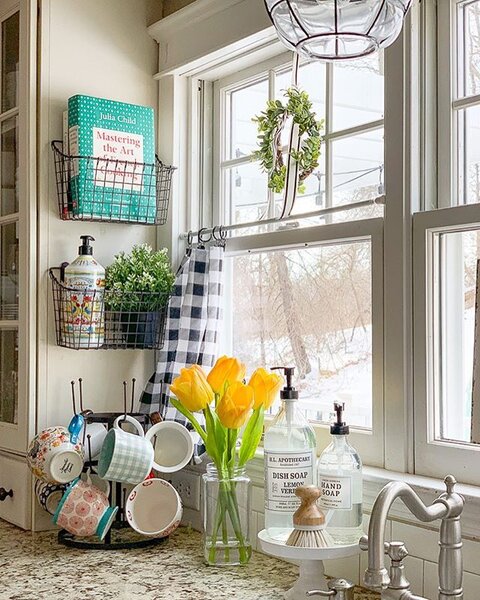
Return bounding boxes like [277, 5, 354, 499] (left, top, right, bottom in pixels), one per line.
[68, 95, 156, 222]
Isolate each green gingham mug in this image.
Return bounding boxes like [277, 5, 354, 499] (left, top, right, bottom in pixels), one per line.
[97, 415, 159, 485]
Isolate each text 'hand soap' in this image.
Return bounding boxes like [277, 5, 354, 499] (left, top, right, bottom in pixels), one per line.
[317, 402, 363, 545]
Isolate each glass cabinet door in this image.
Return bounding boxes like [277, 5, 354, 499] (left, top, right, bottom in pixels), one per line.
[0, 7, 20, 434]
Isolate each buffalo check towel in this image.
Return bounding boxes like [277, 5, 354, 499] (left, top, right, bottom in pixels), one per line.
[139, 246, 224, 455]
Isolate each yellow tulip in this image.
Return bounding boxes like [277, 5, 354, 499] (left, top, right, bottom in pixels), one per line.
[216, 381, 254, 429]
[207, 355, 246, 396]
[170, 365, 214, 413]
[249, 368, 284, 410]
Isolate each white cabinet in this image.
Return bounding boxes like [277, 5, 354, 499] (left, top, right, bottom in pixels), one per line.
[0, 0, 36, 455]
[0, 450, 31, 528]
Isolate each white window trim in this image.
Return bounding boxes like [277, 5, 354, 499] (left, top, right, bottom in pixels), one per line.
[413, 204, 480, 485]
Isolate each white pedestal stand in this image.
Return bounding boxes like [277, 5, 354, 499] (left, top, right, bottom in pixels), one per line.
[258, 530, 360, 600]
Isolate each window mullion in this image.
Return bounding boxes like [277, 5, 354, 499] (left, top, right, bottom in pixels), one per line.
[325, 62, 334, 223]
[437, 0, 455, 208]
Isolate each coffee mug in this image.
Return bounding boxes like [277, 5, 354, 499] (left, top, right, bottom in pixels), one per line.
[81, 422, 108, 460]
[145, 421, 194, 474]
[125, 478, 182, 537]
[97, 415, 161, 484]
[35, 479, 67, 516]
[81, 468, 110, 497]
[52, 477, 118, 540]
[27, 416, 85, 484]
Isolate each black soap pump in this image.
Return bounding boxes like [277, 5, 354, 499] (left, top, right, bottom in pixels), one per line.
[264, 367, 317, 541]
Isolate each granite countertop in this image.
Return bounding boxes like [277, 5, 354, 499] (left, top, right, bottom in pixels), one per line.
[0, 519, 378, 599]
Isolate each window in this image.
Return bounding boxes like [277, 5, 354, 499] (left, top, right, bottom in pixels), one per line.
[215, 53, 385, 228]
[438, 0, 480, 207]
[414, 0, 480, 483]
[230, 241, 373, 428]
[212, 52, 386, 465]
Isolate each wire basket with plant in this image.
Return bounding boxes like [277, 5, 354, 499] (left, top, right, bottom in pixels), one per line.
[104, 244, 175, 348]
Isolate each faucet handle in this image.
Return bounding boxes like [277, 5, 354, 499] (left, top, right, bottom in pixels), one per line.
[386, 541, 409, 562]
[359, 535, 391, 555]
[307, 578, 355, 600]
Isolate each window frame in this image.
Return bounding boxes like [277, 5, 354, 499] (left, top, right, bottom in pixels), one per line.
[438, 0, 480, 208]
[224, 218, 385, 466]
[210, 50, 390, 467]
[212, 52, 386, 229]
[154, 1, 413, 476]
[413, 0, 480, 482]
[413, 205, 480, 484]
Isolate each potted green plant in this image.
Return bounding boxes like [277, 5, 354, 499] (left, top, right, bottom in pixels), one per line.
[105, 244, 175, 348]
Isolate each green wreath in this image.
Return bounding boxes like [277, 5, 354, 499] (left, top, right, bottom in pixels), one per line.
[252, 87, 324, 194]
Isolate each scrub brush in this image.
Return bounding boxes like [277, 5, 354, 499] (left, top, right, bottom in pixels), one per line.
[286, 485, 334, 548]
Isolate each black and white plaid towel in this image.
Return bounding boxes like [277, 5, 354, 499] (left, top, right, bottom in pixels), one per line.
[139, 246, 224, 455]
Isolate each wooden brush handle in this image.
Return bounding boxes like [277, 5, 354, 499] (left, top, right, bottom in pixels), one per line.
[293, 485, 325, 527]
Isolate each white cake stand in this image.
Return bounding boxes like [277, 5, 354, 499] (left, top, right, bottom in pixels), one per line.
[258, 530, 360, 600]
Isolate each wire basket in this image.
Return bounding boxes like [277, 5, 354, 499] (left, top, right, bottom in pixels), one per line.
[49, 268, 170, 350]
[51, 141, 175, 225]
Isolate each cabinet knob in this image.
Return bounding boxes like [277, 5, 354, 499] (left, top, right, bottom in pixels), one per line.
[0, 487, 13, 501]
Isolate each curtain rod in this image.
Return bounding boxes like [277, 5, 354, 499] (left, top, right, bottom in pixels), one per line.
[180, 196, 385, 241]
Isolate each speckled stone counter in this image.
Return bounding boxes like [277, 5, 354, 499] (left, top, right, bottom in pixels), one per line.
[0, 520, 379, 599]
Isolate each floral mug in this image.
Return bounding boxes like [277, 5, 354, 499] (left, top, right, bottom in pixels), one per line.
[27, 416, 85, 484]
[52, 477, 117, 540]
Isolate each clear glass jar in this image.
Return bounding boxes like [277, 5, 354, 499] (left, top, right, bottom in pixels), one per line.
[202, 463, 252, 566]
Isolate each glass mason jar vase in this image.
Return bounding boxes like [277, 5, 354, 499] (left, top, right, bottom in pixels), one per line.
[202, 463, 252, 566]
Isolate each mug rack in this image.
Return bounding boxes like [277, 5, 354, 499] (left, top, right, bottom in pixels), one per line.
[57, 379, 168, 551]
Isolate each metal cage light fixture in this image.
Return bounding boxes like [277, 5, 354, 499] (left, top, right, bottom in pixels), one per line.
[264, 0, 413, 61]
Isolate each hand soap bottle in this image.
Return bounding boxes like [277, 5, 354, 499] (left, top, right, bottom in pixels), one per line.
[64, 235, 105, 348]
[317, 402, 363, 545]
[264, 367, 316, 541]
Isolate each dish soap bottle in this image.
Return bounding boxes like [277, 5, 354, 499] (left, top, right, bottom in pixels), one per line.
[317, 402, 363, 545]
[264, 367, 317, 541]
[64, 235, 105, 348]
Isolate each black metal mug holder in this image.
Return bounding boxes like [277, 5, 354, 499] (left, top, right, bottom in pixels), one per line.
[51, 140, 175, 225]
[49, 267, 170, 350]
[58, 411, 168, 550]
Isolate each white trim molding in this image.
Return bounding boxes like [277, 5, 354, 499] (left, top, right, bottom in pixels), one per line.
[148, 0, 277, 78]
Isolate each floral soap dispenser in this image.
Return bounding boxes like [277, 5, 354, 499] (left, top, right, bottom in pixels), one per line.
[64, 235, 105, 348]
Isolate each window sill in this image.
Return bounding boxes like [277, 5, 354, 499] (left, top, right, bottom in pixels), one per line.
[246, 451, 480, 539]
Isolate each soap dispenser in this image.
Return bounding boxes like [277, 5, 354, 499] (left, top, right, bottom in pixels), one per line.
[64, 235, 105, 348]
[316, 402, 363, 545]
[264, 367, 317, 541]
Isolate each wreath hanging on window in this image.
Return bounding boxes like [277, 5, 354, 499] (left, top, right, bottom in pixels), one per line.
[252, 87, 324, 195]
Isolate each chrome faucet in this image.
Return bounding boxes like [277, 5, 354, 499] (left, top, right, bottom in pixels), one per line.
[360, 475, 464, 600]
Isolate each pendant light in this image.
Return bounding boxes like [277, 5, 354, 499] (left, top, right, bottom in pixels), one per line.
[264, 0, 413, 61]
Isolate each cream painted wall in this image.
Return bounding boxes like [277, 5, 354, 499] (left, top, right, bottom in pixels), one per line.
[146, 0, 164, 25]
[163, 0, 196, 17]
[36, 0, 160, 430]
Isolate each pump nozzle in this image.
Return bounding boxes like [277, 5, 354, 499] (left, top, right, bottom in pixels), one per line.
[79, 235, 95, 256]
[331, 402, 349, 435]
[271, 366, 298, 400]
